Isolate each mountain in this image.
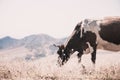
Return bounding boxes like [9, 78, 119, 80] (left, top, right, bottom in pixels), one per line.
[0, 34, 66, 60]
[0, 36, 22, 49]
[22, 34, 66, 60]
[22, 34, 57, 49]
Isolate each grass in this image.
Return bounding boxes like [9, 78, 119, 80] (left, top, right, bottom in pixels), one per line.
[0, 50, 120, 80]
[0, 59, 120, 80]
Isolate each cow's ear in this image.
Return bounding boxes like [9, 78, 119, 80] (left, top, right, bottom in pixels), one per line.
[60, 45, 64, 49]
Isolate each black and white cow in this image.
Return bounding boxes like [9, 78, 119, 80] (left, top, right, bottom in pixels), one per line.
[56, 17, 120, 66]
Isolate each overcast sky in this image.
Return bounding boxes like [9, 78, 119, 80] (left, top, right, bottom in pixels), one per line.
[0, 0, 120, 39]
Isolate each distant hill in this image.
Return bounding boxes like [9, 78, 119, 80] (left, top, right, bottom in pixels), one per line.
[0, 34, 66, 60]
[0, 36, 22, 49]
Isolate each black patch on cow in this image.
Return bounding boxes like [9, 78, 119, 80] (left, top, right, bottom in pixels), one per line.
[74, 22, 82, 30]
[64, 30, 97, 61]
[99, 20, 120, 45]
[83, 31, 97, 46]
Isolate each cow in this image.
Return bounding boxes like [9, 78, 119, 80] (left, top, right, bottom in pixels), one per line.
[55, 17, 120, 66]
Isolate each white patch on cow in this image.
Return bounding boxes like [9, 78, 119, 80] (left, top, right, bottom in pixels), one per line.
[87, 42, 94, 53]
[80, 24, 83, 38]
[83, 48, 90, 54]
[71, 49, 74, 51]
[81, 19, 101, 39]
[63, 53, 66, 56]
[81, 19, 106, 45]
[64, 30, 77, 48]
[81, 19, 101, 34]
[83, 42, 94, 54]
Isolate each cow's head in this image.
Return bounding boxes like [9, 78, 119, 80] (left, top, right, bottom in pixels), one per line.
[54, 44, 67, 66]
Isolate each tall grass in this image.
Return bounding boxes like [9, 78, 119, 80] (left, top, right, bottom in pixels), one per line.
[0, 60, 120, 80]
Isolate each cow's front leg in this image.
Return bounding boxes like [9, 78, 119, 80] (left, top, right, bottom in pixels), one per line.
[77, 50, 83, 63]
[90, 43, 97, 72]
[91, 51, 96, 64]
[91, 44, 97, 64]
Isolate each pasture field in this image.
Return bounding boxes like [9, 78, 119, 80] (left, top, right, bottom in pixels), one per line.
[0, 49, 120, 80]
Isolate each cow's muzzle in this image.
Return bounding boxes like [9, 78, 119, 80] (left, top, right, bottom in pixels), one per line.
[57, 56, 68, 67]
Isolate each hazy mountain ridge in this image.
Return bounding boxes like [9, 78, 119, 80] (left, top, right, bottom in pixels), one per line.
[0, 34, 66, 60]
[0, 34, 65, 49]
[0, 36, 22, 49]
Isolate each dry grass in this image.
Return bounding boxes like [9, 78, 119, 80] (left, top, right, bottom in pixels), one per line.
[0, 50, 120, 80]
[0, 62, 119, 80]
[0, 61, 120, 80]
